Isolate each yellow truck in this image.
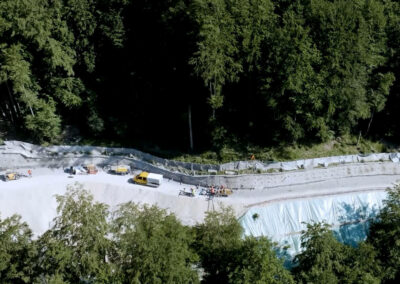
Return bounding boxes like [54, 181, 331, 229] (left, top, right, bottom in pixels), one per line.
[133, 172, 163, 187]
[110, 165, 130, 175]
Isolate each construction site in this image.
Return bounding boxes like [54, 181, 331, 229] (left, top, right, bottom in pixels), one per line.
[1, 140, 400, 256]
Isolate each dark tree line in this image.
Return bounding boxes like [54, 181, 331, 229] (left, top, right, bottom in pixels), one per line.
[1, 0, 400, 150]
[3, 184, 400, 283]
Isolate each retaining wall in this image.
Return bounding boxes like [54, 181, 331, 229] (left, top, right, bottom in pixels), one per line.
[4, 140, 400, 173]
[2, 141, 400, 190]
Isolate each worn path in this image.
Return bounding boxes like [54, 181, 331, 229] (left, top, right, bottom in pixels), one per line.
[1, 167, 399, 237]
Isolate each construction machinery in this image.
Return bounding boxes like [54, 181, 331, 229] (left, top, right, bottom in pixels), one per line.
[179, 188, 196, 197]
[133, 171, 163, 187]
[110, 165, 130, 175]
[204, 186, 233, 197]
[67, 164, 99, 175]
[215, 187, 233, 197]
[84, 164, 98, 174]
[3, 171, 21, 182]
[69, 166, 87, 175]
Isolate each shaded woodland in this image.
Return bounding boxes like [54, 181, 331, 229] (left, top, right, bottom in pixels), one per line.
[1, 0, 400, 153]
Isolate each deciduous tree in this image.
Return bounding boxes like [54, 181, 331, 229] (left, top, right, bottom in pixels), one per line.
[111, 202, 198, 284]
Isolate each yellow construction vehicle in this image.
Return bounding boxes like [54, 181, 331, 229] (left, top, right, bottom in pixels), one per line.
[3, 172, 20, 182]
[215, 187, 233, 197]
[110, 165, 130, 175]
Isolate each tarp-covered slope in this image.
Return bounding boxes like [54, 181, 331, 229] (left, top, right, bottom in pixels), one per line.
[239, 191, 387, 255]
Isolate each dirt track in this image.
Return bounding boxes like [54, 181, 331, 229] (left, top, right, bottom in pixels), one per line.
[2, 141, 400, 237]
[1, 166, 399, 237]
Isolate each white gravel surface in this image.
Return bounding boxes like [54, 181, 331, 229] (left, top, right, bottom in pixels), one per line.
[0, 168, 241, 236]
[2, 166, 400, 237]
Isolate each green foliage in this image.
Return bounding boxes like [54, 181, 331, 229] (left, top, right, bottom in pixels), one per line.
[190, 0, 243, 102]
[252, 213, 259, 221]
[173, 135, 387, 164]
[368, 184, 400, 281]
[258, 0, 392, 142]
[1, 0, 400, 151]
[0, 0, 126, 142]
[5, 184, 400, 283]
[378, 0, 400, 140]
[0, 0, 399, 150]
[294, 222, 382, 284]
[344, 242, 383, 284]
[87, 110, 105, 135]
[111, 202, 198, 284]
[187, 0, 395, 143]
[0, 214, 35, 283]
[210, 124, 228, 150]
[193, 206, 243, 283]
[25, 98, 61, 143]
[228, 237, 294, 284]
[35, 184, 112, 283]
[293, 223, 351, 283]
[34, 185, 194, 283]
[33, 273, 68, 284]
[190, 0, 277, 145]
[193, 206, 292, 283]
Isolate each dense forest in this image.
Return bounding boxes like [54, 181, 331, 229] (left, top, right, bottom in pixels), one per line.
[1, 0, 400, 154]
[1, 183, 400, 283]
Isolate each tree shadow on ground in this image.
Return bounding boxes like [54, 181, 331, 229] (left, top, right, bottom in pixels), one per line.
[335, 202, 381, 247]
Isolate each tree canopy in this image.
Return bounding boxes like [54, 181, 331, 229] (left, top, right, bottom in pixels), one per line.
[1, 0, 400, 151]
[368, 184, 400, 282]
[111, 202, 198, 284]
[2, 184, 400, 283]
